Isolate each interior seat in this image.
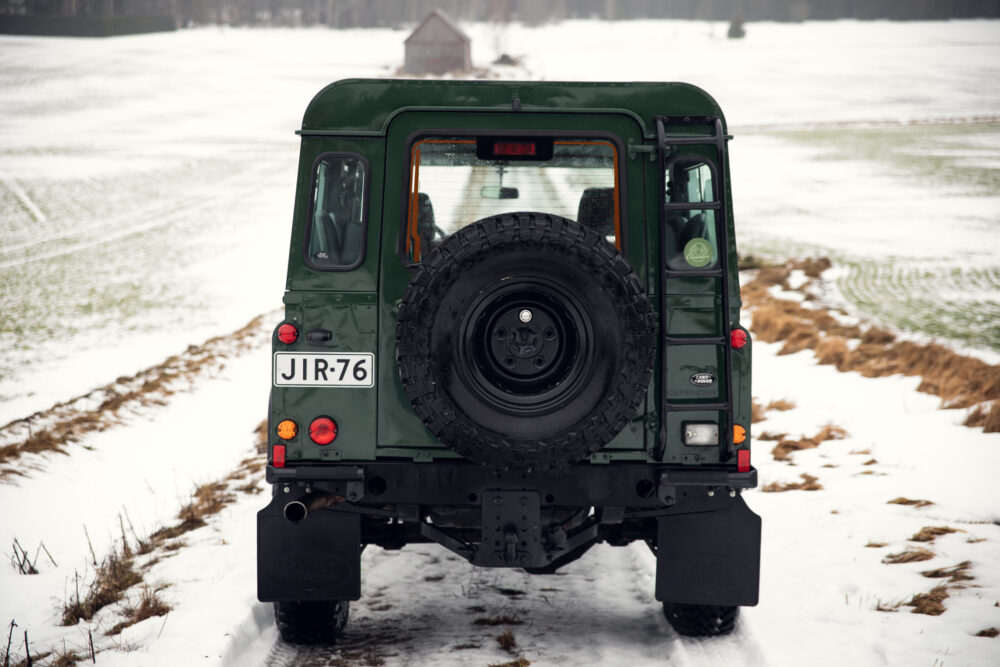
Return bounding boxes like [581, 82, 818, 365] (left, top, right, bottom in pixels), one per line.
[576, 188, 615, 238]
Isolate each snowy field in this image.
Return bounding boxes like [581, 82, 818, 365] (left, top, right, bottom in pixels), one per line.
[1, 17, 999, 667]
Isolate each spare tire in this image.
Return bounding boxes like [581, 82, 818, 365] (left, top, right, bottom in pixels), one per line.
[396, 213, 655, 470]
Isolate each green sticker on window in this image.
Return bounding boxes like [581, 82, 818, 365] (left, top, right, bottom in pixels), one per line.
[683, 238, 713, 268]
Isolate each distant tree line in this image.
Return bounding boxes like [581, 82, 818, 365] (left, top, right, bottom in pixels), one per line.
[3, 0, 998, 25]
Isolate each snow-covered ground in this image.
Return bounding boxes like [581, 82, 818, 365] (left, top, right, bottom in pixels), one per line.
[1, 17, 999, 667]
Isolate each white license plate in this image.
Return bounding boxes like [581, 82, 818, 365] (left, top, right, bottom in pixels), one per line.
[273, 352, 374, 387]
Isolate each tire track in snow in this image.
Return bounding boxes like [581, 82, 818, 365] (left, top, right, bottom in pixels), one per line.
[267, 541, 766, 667]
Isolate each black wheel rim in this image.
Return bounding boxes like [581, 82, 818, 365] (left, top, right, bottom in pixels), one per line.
[455, 277, 595, 417]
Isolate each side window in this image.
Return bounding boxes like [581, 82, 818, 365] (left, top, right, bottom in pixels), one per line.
[307, 154, 367, 269]
[664, 159, 718, 270]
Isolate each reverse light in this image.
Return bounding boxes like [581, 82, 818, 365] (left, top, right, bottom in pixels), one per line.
[272, 444, 286, 468]
[737, 449, 751, 473]
[277, 323, 298, 345]
[682, 422, 719, 446]
[733, 424, 747, 445]
[309, 417, 338, 445]
[277, 419, 297, 440]
[731, 328, 749, 349]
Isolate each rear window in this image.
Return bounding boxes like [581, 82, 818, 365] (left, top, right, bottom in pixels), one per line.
[405, 137, 621, 261]
[306, 154, 367, 270]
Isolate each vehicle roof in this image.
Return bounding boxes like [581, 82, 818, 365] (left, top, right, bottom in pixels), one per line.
[300, 79, 726, 138]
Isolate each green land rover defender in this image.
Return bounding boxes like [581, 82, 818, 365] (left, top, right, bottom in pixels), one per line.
[258, 79, 760, 643]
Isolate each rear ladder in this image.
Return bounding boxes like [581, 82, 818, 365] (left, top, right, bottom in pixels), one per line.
[653, 115, 736, 464]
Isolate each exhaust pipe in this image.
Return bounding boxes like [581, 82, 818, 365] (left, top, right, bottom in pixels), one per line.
[283, 492, 344, 523]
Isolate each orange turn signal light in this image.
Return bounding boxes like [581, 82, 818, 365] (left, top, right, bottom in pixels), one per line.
[733, 424, 747, 445]
[277, 419, 298, 440]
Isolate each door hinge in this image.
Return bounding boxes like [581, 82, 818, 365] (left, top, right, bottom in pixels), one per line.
[627, 140, 657, 161]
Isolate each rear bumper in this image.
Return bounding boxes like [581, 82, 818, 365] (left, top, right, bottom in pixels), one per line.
[259, 461, 760, 605]
[265, 460, 756, 508]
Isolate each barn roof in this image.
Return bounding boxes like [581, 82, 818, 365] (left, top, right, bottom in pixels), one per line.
[404, 9, 470, 44]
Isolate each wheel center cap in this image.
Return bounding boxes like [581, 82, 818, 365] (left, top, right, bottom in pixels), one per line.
[507, 325, 542, 358]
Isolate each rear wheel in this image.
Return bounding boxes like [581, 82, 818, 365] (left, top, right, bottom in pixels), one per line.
[274, 600, 349, 644]
[662, 602, 738, 636]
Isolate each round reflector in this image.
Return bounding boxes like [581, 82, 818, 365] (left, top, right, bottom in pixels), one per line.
[731, 328, 748, 349]
[309, 417, 337, 445]
[276, 419, 297, 440]
[733, 424, 747, 445]
[277, 323, 298, 344]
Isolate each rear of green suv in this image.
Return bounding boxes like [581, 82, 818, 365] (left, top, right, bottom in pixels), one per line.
[258, 79, 759, 643]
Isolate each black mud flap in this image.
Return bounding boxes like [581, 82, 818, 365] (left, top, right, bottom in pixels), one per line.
[655, 495, 761, 606]
[257, 496, 361, 602]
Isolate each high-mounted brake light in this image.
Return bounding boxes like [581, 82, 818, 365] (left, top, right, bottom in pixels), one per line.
[277, 323, 298, 345]
[272, 444, 286, 468]
[309, 417, 337, 445]
[737, 449, 750, 473]
[731, 328, 748, 349]
[493, 141, 537, 157]
[277, 420, 297, 440]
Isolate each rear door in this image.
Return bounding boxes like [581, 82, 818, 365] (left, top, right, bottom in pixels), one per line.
[376, 110, 649, 460]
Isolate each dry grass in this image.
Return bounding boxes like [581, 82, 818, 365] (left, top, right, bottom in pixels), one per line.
[0, 314, 271, 478]
[61, 545, 142, 626]
[779, 329, 819, 356]
[254, 419, 268, 454]
[976, 628, 999, 637]
[474, 616, 524, 627]
[794, 257, 833, 278]
[965, 401, 1000, 432]
[865, 541, 888, 548]
[107, 585, 172, 635]
[888, 497, 934, 508]
[771, 423, 849, 461]
[488, 659, 531, 667]
[921, 561, 973, 583]
[762, 473, 822, 492]
[883, 547, 935, 564]
[910, 526, 962, 542]
[905, 584, 950, 615]
[496, 630, 518, 652]
[49, 421, 265, 664]
[47, 648, 87, 667]
[149, 481, 235, 544]
[740, 261, 1000, 432]
[862, 327, 897, 345]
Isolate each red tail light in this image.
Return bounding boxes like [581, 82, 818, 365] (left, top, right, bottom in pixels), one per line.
[309, 417, 337, 445]
[493, 141, 537, 157]
[272, 444, 286, 468]
[277, 323, 298, 344]
[731, 328, 748, 349]
[737, 449, 750, 473]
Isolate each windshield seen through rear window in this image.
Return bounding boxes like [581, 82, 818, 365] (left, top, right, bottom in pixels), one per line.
[405, 137, 620, 261]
